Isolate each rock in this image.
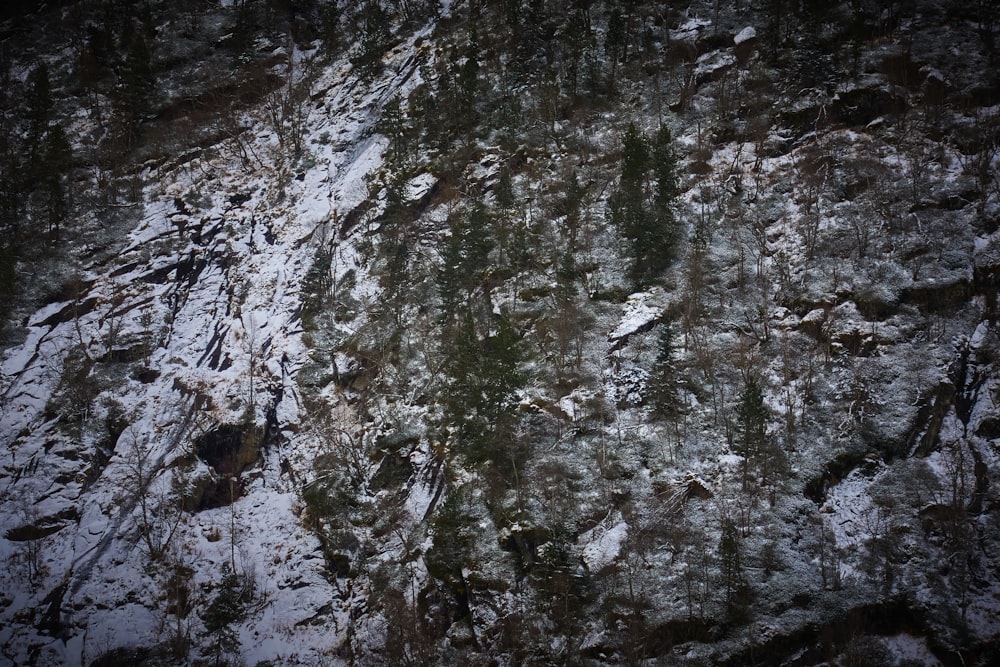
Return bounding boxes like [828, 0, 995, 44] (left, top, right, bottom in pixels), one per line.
[733, 26, 757, 64]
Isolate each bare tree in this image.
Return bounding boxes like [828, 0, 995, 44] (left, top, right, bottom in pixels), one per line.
[117, 426, 187, 560]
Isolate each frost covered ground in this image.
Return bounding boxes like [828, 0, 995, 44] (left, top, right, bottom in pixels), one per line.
[2, 1, 1000, 665]
[0, 14, 444, 665]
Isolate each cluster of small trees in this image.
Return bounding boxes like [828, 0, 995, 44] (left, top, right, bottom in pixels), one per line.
[608, 122, 681, 287]
[0, 61, 74, 324]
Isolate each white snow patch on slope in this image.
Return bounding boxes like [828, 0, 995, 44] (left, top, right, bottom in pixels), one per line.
[609, 288, 665, 342]
[579, 514, 628, 573]
[734, 26, 757, 44]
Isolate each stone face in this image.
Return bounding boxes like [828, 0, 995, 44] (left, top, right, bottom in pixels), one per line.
[2, 2, 1000, 665]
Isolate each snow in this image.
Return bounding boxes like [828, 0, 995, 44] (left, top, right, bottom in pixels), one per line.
[0, 13, 445, 664]
[608, 288, 665, 342]
[694, 50, 736, 79]
[2, 2, 999, 664]
[676, 18, 711, 33]
[578, 514, 629, 573]
[734, 26, 757, 45]
[882, 634, 943, 665]
[405, 172, 438, 202]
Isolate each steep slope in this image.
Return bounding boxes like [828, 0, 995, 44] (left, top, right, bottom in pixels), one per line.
[1, 1, 999, 666]
[0, 5, 440, 664]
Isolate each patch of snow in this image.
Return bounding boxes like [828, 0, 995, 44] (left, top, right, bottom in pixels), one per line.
[609, 288, 665, 342]
[405, 172, 437, 202]
[579, 515, 628, 573]
[882, 634, 943, 666]
[734, 26, 757, 45]
[694, 50, 736, 78]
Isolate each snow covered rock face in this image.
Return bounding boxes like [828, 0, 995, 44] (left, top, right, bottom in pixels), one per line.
[1, 1, 1000, 665]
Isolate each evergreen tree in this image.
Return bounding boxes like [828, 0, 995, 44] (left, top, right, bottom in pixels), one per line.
[605, 8, 625, 88]
[563, 6, 593, 96]
[648, 318, 680, 418]
[719, 520, 751, 623]
[24, 64, 52, 172]
[41, 123, 72, 241]
[201, 565, 245, 665]
[736, 375, 768, 484]
[115, 33, 155, 144]
[436, 203, 494, 323]
[377, 173, 412, 300]
[608, 123, 648, 245]
[553, 169, 584, 248]
[378, 96, 410, 165]
[319, 1, 342, 52]
[609, 123, 676, 286]
[353, 0, 391, 80]
[620, 122, 648, 187]
[442, 311, 524, 478]
[652, 124, 680, 207]
[494, 168, 516, 213]
[456, 31, 480, 127]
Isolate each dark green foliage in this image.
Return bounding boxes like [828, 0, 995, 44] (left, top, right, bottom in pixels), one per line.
[533, 522, 589, 631]
[425, 487, 476, 585]
[609, 123, 679, 286]
[442, 311, 525, 479]
[494, 169, 516, 213]
[300, 246, 333, 329]
[719, 520, 751, 623]
[24, 64, 52, 166]
[648, 318, 680, 418]
[41, 123, 72, 240]
[652, 125, 679, 206]
[605, 7, 625, 87]
[202, 565, 246, 664]
[736, 376, 767, 460]
[620, 122, 648, 186]
[375, 174, 416, 305]
[436, 203, 494, 321]
[318, 1, 342, 51]
[0, 243, 16, 326]
[553, 169, 584, 247]
[353, 0, 392, 80]
[0, 77, 24, 246]
[203, 569, 246, 632]
[562, 6, 593, 96]
[734, 374, 788, 486]
[378, 96, 413, 166]
[114, 33, 155, 144]
[457, 32, 480, 127]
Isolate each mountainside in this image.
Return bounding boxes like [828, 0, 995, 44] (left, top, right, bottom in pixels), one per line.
[1, 1, 999, 665]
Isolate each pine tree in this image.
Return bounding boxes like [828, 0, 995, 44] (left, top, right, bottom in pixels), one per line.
[442, 312, 524, 479]
[24, 64, 52, 172]
[719, 520, 751, 623]
[736, 375, 768, 485]
[115, 33, 155, 144]
[605, 8, 625, 88]
[494, 168, 516, 213]
[353, 0, 391, 80]
[42, 123, 72, 241]
[435, 203, 494, 323]
[378, 96, 412, 165]
[653, 124, 680, 206]
[648, 318, 680, 418]
[563, 7, 592, 95]
[609, 123, 648, 245]
[620, 122, 648, 187]
[610, 123, 676, 286]
[456, 31, 480, 128]
[202, 565, 245, 664]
